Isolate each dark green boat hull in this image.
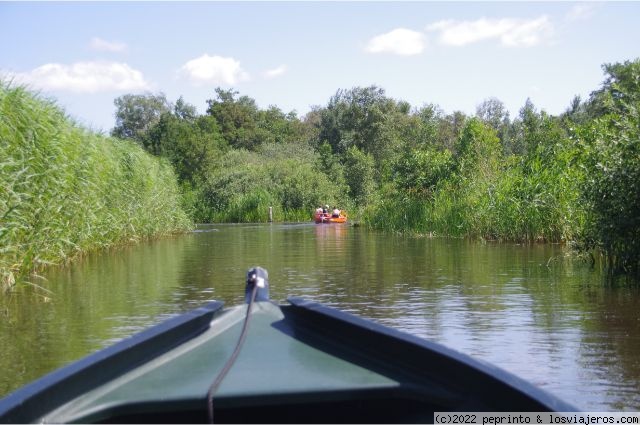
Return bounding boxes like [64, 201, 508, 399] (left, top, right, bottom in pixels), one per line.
[0, 297, 577, 423]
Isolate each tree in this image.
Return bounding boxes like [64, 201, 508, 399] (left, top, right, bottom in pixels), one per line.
[437, 110, 467, 152]
[301, 106, 322, 147]
[577, 58, 640, 274]
[454, 118, 501, 180]
[173, 96, 197, 121]
[508, 98, 555, 158]
[394, 104, 441, 150]
[111, 93, 170, 147]
[475, 97, 511, 152]
[476, 98, 508, 132]
[205, 88, 261, 150]
[561, 95, 589, 127]
[342, 146, 376, 205]
[587, 59, 640, 118]
[318, 86, 398, 159]
[146, 114, 226, 184]
[393, 145, 454, 200]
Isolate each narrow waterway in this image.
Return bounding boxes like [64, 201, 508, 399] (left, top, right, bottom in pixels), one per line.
[1, 223, 639, 411]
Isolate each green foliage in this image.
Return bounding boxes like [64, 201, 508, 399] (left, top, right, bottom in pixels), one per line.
[587, 59, 640, 118]
[205, 88, 261, 150]
[111, 92, 171, 148]
[204, 88, 307, 151]
[0, 83, 192, 289]
[342, 146, 376, 205]
[34, 57, 634, 278]
[393, 146, 454, 200]
[453, 118, 501, 179]
[146, 113, 227, 184]
[100, 59, 640, 279]
[577, 114, 640, 274]
[475, 98, 512, 154]
[367, 117, 583, 244]
[191, 144, 348, 223]
[319, 86, 401, 162]
[569, 58, 640, 275]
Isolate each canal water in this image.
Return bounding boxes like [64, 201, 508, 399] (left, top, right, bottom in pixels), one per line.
[1, 223, 639, 411]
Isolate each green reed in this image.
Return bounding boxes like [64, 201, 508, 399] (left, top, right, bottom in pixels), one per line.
[364, 154, 583, 243]
[0, 83, 192, 290]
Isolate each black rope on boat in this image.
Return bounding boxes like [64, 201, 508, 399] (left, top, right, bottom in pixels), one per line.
[206, 281, 258, 424]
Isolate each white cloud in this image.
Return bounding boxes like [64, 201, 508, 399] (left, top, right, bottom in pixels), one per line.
[566, 3, 598, 21]
[179, 54, 250, 85]
[9, 61, 150, 93]
[90, 37, 127, 53]
[427, 16, 553, 47]
[365, 28, 426, 56]
[264, 64, 287, 79]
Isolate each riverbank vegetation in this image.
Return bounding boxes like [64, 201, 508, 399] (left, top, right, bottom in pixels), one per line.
[2, 58, 639, 281]
[0, 83, 192, 290]
[109, 58, 640, 276]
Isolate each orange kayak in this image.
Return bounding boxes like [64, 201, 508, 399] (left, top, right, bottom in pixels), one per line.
[314, 212, 347, 224]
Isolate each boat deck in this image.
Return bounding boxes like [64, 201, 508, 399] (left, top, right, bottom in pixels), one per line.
[43, 302, 442, 423]
[0, 296, 577, 423]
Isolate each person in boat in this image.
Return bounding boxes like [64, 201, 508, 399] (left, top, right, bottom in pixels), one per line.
[332, 207, 340, 218]
[315, 206, 323, 215]
[323, 205, 329, 214]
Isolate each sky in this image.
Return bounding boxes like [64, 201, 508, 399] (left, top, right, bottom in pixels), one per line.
[1, 1, 639, 133]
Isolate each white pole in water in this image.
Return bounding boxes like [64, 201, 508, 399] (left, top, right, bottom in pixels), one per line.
[268, 206, 273, 222]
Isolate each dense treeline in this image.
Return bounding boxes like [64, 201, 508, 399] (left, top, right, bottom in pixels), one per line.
[109, 58, 640, 277]
[0, 84, 192, 290]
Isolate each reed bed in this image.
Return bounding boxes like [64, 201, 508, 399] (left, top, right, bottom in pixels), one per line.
[193, 146, 350, 224]
[0, 83, 192, 290]
[364, 158, 583, 243]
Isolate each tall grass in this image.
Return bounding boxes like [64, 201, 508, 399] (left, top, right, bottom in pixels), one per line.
[0, 83, 192, 290]
[364, 120, 584, 243]
[365, 164, 582, 242]
[193, 144, 351, 223]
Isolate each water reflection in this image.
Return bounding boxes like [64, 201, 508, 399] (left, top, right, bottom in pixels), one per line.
[0, 224, 639, 411]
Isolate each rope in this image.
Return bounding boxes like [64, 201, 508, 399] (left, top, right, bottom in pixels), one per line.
[206, 283, 258, 423]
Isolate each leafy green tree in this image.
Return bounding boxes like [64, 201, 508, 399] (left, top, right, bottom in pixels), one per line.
[387, 104, 441, 153]
[205, 88, 261, 150]
[414, 104, 442, 145]
[577, 115, 640, 273]
[508, 99, 537, 157]
[454, 118, 501, 179]
[301, 107, 323, 147]
[436, 110, 467, 152]
[146, 114, 226, 184]
[576, 58, 640, 274]
[507, 99, 568, 162]
[111, 93, 171, 147]
[342, 146, 376, 205]
[476, 98, 508, 131]
[393, 146, 454, 200]
[173, 96, 198, 121]
[561, 95, 589, 127]
[316, 142, 347, 189]
[256, 106, 308, 145]
[587, 59, 640, 118]
[195, 144, 347, 222]
[475, 97, 512, 154]
[319, 86, 399, 160]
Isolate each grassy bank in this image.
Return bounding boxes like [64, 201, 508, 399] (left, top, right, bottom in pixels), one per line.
[191, 143, 351, 223]
[363, 117, 584, 244]
[0, 83, 192, 290]
[98, 58, 640, 277]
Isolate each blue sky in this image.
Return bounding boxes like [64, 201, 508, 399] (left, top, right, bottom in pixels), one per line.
[2, 2, 639, 132]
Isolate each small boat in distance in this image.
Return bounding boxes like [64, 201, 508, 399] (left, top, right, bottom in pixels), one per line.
[314, 210, 347, 224]
[0, 267, 578, 424]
